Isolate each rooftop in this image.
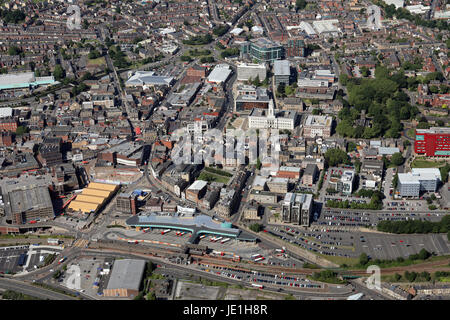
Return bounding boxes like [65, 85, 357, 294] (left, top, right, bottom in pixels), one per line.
[273, 60, 290, 76]
[106, 259, 146, 291]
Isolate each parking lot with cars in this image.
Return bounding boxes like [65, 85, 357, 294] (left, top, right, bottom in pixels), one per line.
[265, 224, 450, 261]
[316, 209, 443, 229]
[0, 244, 62, 275]
[61, 257, 113, 298]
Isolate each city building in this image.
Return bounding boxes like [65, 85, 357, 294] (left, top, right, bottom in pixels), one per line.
[339, 170, 356, 195]
[240, 38, 284, 62]
[303, 115, 333, 138]
[104, 259, 146, 298]
[249, 190, 278, 204]
[236, 62, 267, 82]
[243, 201, 260, 220]
[276, 166, 301, 180]
[415, 127, 450, 157]
[361, 160, 384, 178]
[185, 180, 208, 204]
[2, 185, 54, 225]
[284, 38, 306, 58]
[273, 60, 290, 86]
[281, 192, 313, 226]
[266, 177, 289, 193]
[398, 168, 441, 197]
[215, 188, 238, 218]
[302, 164, 318, 186]
[247, 100, 297, 130]
[234, 85, 271, 112]
[116, 192, 138, 215]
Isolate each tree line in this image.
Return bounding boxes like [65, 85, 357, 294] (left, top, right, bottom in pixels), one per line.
[377, 216, 450, 239]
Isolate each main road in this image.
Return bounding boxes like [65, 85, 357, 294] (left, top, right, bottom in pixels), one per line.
[0, 277, 77, 300]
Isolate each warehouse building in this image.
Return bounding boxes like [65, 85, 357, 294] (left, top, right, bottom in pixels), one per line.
[104, 259, 146, 298]
[125, 71, 174, 87]
[207, 64, 232, 85]
[0, 72, 55, 91]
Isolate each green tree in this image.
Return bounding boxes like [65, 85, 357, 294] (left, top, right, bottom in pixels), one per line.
[295, 0, 307, 10]
[146, 291, 156, 300]
[324, 148, 350, 167]
[53, 64, 65, 81]
[8, 46, 21, 56]
[15, 126, 28, 136]
[390, 152, 404, 166]
[277, 82, 286, 97]
[134, 292, 144, 300]
[249, 223, 263, 233]
[359, 253, 369, 266]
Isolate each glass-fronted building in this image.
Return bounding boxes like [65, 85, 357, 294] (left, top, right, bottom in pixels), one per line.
[240, 38, 284, 63]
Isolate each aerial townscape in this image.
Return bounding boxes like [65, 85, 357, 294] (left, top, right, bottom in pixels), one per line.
[0, 0, 450, 305]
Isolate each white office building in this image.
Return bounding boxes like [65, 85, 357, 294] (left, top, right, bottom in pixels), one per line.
[398, 168, 441, 197]
[237, 63, 267, 82]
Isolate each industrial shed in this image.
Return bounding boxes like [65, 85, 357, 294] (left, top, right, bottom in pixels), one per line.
[104, 259, 146, 298]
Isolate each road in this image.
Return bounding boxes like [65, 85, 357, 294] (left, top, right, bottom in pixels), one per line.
[0, 277, 77, 300]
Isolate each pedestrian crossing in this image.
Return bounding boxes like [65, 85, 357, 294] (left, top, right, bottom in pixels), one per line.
[73, 239, 89, 248]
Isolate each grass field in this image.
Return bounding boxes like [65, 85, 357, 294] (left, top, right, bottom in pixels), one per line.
[316, 253, 359, 267]
[87, 57, 106, 66]
[411, 158, 448, 168]
[198, 171, 230, 184]
[438, 277, 450, 282]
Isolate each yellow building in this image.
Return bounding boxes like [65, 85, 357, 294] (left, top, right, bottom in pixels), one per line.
[67, 182, 118, 214]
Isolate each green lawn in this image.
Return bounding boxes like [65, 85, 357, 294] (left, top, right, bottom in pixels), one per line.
[407, 128, 415, 138]
[88, 57, 106, 66]
[198, 171, 230, 184]
[438, 277, 450, 282]
[316, 253, 359, 267]
[411, 159, 448, 168]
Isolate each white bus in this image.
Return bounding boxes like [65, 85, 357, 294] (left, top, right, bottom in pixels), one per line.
[161, 229, 171, 235]
[254, 257, 265, 262]
[221, 238, 230, 244]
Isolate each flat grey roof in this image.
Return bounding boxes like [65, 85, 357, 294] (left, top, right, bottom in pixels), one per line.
[273, 60, 290, 76]
[106, 259, 146, 291]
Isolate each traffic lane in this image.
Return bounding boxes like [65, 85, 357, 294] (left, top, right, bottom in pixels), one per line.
[0, 278, 76, 300]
